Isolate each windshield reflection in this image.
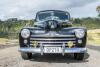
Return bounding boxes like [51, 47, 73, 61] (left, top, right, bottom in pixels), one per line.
[37, 11, 69, 21]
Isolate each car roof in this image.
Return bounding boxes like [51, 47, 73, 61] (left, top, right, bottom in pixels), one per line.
[37, 10, 69, 14]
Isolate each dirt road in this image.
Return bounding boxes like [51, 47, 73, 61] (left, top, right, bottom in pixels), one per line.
[0, 46, 100, 67]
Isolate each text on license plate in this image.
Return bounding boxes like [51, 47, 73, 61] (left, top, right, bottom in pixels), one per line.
[43, 47, 62, 53]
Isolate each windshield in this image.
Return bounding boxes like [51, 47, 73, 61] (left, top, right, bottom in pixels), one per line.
[37, 11, 69, 21]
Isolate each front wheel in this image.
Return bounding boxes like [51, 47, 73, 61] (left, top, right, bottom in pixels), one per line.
[74, 53, 84, 60]
[21, 52, 32, 60]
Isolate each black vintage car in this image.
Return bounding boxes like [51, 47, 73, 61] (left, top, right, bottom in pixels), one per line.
[19, 10, 87, 60]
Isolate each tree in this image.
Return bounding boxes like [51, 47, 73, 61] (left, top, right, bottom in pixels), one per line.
[96, 6, 100, 17]
[74, 18, 81, 23]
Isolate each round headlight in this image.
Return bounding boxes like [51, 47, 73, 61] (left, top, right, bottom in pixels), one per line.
[21, 29, 30, 38]
[75, 29, 85, 38]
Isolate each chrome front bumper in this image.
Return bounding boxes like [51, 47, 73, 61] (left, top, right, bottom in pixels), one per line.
[18, 47, 87, 55]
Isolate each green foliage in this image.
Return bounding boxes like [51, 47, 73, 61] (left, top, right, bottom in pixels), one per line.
[0, 18, 34, 38]
[73, 17, 100, 29]
[96, 6, 100, 17]
[73, 18, 81, 23]
[98, 14, 100, 17]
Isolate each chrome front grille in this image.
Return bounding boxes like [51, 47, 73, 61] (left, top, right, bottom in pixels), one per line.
[30, 34, 76, 47]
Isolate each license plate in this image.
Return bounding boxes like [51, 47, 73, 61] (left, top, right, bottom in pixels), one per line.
[43, 47, 62, 53]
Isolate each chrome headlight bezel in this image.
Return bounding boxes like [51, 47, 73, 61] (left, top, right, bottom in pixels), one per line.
[75, 29, 85, 38]
[21, 29, 30, 38]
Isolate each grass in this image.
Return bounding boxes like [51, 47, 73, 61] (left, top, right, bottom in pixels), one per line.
[0, 38, 8, 45]
[0, 38, 18, 46]
[87, 29, 100, 46]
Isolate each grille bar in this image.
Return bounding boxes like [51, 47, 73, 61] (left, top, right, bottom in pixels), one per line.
[31, 34, 75, 37]
[30, 41, 76, 44]
[30, 38, 76, 41]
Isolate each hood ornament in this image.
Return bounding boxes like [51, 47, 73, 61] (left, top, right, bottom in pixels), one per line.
[51, 24, 55, 29]
[48, 20, 57, 29]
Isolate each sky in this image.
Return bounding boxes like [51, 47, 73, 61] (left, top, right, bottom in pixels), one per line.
[0, 0, 100, 20]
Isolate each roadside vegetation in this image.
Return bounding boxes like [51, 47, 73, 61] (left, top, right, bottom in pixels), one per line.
[0, 18, 34, 38]
[73, 17, 100, 29]
[87, 29, 100, 46]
